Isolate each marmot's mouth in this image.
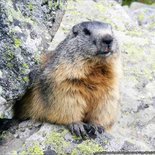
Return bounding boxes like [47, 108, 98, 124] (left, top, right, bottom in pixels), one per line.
[96, 49, 111, 56]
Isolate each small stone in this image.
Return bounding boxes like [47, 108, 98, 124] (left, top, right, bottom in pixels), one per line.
[0, 70, 2, 78]
[0, 96, 6, 105]
[121, 141, 140, 151]
[0, 87, 3, 95]
[44, 149, 57, 155]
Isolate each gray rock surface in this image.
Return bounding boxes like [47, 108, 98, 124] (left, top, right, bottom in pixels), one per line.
[124, 2, 155, 31]
[0, 0, 66, 118]
[0, 0, 155, 154]
[114, 0, 122, 4]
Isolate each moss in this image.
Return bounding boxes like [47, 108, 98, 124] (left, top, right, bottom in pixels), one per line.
[52, 2, 59, 9]
[123, 43, 144, 61]
[67, 2, 75, 10]
[122, 40, 154, 82]
[7, 0, 34, 24]
[8, 14, 13, 22]
[14, 38, 22, 48]
[123, 40, 154, 81]
[49, 0, 63, 10]
[124, 75, 137, 84]
[148, 22, 155, 29]
[71, 140, 104, 155]
[152, 63, 155, 70]
[67, 0, 82, 17]
[6, 62, 14, 68]
[21, 63, 29, 74]
[21, 69, 27, 74]
[95, 2, 117, 28]
[126, 30, 143, 37]
[23, 76, 29, 82]
[48, 0, 53, 9]
[138, 13, 145, 22]
[28, 3, 34, 11]
[45, 130, 69, 154]
[22, 63, 29, 69]
[21, 144, 44, 155]
[72, 135, 83, 141]
[20, 151, 27, 155]
[7, 52, 14, 60]
[5, 50, 15, 61]
[95, 2, 106, 13]
[70, 10, 81, 16]
[142, 68, 153, 80]
[29, 144, 44, 155]
[34, 52, 41, 64]
[12, 151, 18, 155]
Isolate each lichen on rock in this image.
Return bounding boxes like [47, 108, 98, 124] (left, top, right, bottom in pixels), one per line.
[0, 0, 66, 117]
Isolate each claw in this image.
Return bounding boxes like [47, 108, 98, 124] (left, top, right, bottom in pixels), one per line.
[83, 123, 104, 138]
[97, 126, 104, 134]
[68, 122, 104, 139]
[68, 122, 88, 139]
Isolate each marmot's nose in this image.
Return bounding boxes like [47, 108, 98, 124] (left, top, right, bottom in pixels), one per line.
[101, 35, 113, 46]
[93, 34, 113, 46]
[95, 34, 113, 55]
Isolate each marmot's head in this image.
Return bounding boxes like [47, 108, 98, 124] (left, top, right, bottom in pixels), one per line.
[57, 21, 119, 61]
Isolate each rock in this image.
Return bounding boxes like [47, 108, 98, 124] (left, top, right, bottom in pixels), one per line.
[114, 0, 122, 4]
[0, 97, 11, 118]
[0, 0, 66, 117]
[0, 0, 155, 154]
[125, 2, 155, 31]
[121, 141, 142, 151]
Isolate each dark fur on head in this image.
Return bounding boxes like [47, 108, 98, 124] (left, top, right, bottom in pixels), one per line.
[55, 21, 119, 63]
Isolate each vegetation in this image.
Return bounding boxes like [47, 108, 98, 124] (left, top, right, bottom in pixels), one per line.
[122, 0, 155, 5]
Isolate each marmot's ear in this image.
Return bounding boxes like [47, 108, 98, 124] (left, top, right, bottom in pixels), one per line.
[72, 25, 78, 37]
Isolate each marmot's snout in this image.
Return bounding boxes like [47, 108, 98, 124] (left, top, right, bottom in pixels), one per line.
[95, 34, 114, 56]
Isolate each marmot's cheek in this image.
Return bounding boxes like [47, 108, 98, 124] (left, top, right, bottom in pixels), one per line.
[111, 43, 118, 53]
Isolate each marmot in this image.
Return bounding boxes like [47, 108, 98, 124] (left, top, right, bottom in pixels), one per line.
[13, 21, 121, 138]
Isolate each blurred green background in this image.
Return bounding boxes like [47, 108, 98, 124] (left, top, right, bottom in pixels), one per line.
[122, 0, 155, 5]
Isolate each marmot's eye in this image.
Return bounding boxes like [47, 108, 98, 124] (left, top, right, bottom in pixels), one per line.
[72, 26, 78, 37]
[73, 31, 78, 37]
[83, 28, 91, 36]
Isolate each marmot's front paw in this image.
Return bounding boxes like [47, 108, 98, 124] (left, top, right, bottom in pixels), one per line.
[68, 122, 104, 139]
[83, 123, 104, 139]
[68, 122, 88, 139]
